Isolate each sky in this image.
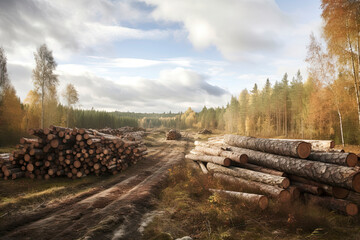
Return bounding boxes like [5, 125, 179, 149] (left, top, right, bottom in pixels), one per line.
[0, 0, 323, 113]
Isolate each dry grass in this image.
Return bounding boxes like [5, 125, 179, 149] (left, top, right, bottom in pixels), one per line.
[0, 175, 113, 219]
[335, 145, 360, 154]
[0, 146, 16, 154]
[142, 162, 360, 240]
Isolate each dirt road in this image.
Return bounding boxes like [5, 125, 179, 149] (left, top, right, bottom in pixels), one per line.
[1, 137, 189, 240]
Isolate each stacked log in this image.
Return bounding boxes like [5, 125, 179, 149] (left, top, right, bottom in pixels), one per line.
[166, 129, 181, 140]
[198, 129, 212, 134]
[97, 126, 146, 137]
[209, 188, 269, 210]
[187, 135, 360, 215]
[0, 126, 147, 180]
[270, 138, 335, 152]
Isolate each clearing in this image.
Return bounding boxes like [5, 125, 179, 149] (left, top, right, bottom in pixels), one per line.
[0, 130, 189, 240]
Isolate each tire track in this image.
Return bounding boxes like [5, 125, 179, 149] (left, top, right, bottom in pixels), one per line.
[2, 140, 187, 240]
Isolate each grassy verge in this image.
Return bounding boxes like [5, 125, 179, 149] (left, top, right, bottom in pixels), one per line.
[0, 174, 114, 219]
[0, 146, 16, 154]
[142, 162, 360, 240]
[335, 145, 360, 154]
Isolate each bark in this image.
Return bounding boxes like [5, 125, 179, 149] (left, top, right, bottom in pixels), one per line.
[288, 174, 348, 198]
[270, 139, 335, 151]
[229, 146, 360, 192]
[12, 171, 25, 179]
[207, 162, 290, 188]
[346, 191, 360, 205]
[234, 162, 286, 177]
[197, 161, 208, 174]
[291, 182, 323, 195]
[337, 108, 345, 147]
[224, 135, 311, 159]
[308, 152, 358, 167]
[213, 173, 291, 202]
[209, 188, 269, 210]
[287, 186, 300, 200]
[3, 168, 21, 177]
[194, 145, 247, 163]
[185, 153, 231, 167]
[304, 193, 358, 216]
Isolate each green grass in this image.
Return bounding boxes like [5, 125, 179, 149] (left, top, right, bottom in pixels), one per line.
[142, 162, 360, 240]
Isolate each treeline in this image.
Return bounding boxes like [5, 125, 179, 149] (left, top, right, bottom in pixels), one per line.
[0, 45, 138, 147]
[177, 68, 358, 145]
[147, 1, 360, 145]
[166, 34, 359, 144]
[114, 111, 178, 119]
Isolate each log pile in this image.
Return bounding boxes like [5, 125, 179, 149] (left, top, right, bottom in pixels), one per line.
[198, 129, 212, 134]
[97, 127, 146, 140]
[166, 129, 181, 140]
[186, 135, 360, 215]
[0, 126, 147, 180]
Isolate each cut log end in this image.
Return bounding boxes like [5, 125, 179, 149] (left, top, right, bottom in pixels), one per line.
[352, 173, 360, 193]
[278, 190, 291, 203]
[297, 142, 311, 159]
[50, 139, 59, 148]
[239, 154, 248, 164]
[332, 187, 350, 199]
[282, 178, 290, 189]
[258, 196, 269, 210]
[224, 158, 231, 167]
[26, 164, 34, 172]
[346, 203, 358, 216]
[346, 153, 358, 167]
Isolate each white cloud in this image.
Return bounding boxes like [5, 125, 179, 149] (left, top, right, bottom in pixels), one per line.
[0, 0, 168, 61]
[59, 67, 230, 112]
[142, 0, 291, 61]
[8, 62, 230, 112]
[87, 56, 192, 68]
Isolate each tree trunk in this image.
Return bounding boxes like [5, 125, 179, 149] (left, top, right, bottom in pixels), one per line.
[209, 188, 269, 210]
[233, 162, 286, 177]
[213, 173, 291, 202]
[287, 186, 300, 200]
[197, 161, 208, 174]
[229, 146, 360, 192]
[206, 162, 290, 188]
[270, 139, 335, 151]
[347, 30, 360, 126]
[304, 193, 358, 216]
[224, 135, 311, 159]
[308, 152, 358, 167]
[67, 107, 69, 128]
[41, 84, 44, 129]
[337, 108, 345, 147]
[346, 191, 360, 205]
[185, 153, 231, 167]
[291, 182, 323, 195]
[194, 145, 247, 163]
[288, 174, 349, 199]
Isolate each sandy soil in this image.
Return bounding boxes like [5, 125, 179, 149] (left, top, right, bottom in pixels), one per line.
[0, 135, 189, 240]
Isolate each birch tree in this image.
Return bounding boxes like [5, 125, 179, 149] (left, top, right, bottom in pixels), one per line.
[0, 47, 9, 101]
[32, 44, 58, 128]
[322, 0, 360, 126]
[62, 83, 79, 127]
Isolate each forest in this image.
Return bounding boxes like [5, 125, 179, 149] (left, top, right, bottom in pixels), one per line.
[0, 0, 360, 146]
